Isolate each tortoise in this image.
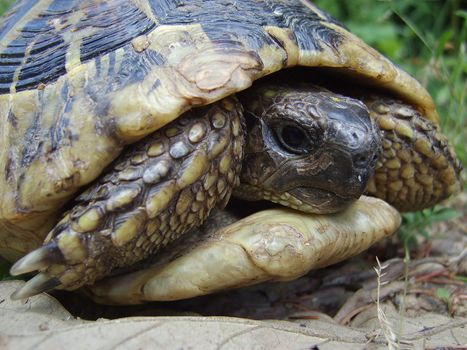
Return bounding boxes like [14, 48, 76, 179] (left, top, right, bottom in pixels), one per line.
[0, 0, 461, 303]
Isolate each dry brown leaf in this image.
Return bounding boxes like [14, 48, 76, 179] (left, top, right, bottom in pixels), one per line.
[1, 280, 465, 350]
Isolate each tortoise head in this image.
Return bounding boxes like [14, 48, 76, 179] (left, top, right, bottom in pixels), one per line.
[238, 85, 380, 214]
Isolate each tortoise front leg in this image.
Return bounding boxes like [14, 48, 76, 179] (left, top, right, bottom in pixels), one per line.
[10, 97, 244, 298]
[85, 196, 401, 305]
[363, 94, 462, 211]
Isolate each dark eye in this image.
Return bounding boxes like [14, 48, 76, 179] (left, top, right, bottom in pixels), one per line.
[275, 124, 314, 154]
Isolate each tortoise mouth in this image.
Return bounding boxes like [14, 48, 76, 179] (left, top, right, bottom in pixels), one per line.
[286, 187, 357, 214]
[260, 186, 357, 215]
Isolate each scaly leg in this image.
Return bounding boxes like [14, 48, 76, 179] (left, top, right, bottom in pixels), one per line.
[363, 95, 462, 211]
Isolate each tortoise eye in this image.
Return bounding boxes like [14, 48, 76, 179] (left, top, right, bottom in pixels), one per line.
[275, 124, 314, 154]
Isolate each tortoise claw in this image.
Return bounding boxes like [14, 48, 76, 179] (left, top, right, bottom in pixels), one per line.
[10, 243, 63, 276]
[10, 273, 61, 300]
[10, 243, 64, 299]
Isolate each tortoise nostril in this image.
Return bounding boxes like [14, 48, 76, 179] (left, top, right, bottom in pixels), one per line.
[372, 153, 379, 166]
[353, 151, 380, 169]
[353, 154, 368, 167]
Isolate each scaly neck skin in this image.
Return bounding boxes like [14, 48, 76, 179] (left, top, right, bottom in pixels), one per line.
[236, 83, 380, 214]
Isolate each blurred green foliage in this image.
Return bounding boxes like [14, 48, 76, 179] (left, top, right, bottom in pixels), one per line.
[0, 0, 13, 15]
[398, 206, 461, 247]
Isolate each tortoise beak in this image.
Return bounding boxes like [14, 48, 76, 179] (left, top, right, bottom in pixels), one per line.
[265, 147, 378, 214]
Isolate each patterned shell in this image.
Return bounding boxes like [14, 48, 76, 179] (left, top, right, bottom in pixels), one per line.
[0, 0, 435, 259]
